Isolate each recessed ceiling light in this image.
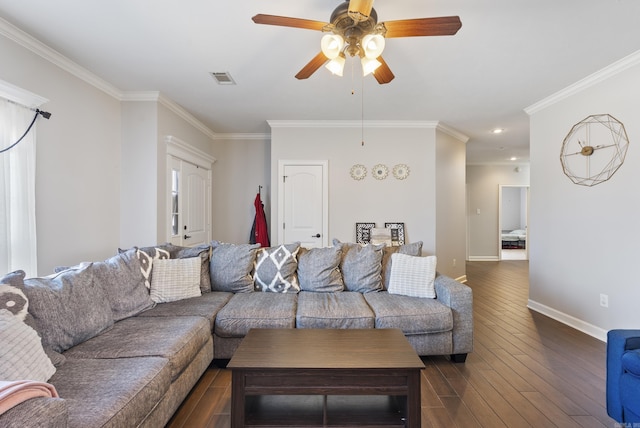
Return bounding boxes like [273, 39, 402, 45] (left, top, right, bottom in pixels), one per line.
[510, 157, 517, 161]
[492, 128, 504, 134]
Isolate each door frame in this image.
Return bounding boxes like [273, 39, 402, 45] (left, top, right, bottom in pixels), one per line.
[498, 184, 530, 260]
[165, 135, 216, 245]
[277, 160, 329, 247]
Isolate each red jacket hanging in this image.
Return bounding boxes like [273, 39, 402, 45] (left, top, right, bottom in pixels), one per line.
[252, 193, 270, 247]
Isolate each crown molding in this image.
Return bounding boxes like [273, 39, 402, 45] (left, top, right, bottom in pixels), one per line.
[436, 122, 470, 143]
[525, 49, 640, 115]
[212, 133, 271, 141]
[267, 120, 441, 129]
[0, 17, 123, 100]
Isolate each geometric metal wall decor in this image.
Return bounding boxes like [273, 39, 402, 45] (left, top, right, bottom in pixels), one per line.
[560, 114, 629, 187]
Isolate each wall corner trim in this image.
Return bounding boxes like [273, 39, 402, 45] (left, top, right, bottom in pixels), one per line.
[524, 49, 640, 115]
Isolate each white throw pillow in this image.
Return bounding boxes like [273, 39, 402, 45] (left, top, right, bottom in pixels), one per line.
[0, 308, 56, 382]
[150, 257, 201, 303]
[387, 253, 437, 298]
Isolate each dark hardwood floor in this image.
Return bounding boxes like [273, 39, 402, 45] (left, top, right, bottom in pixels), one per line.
[166, 261, 613, 427]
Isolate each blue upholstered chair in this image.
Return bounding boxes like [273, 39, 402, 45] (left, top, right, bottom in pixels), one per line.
[607, 329, 640, 423]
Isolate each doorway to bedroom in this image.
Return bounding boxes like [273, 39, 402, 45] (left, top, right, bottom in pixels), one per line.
[499, 185, 529, 261]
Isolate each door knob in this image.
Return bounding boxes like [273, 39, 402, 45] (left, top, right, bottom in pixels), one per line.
[184, 234, 192, 239]
[312, 233, 321, 238]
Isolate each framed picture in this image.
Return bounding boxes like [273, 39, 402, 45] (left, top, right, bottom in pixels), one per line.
[356, 222, 376, 244]
[370, 228, 392, 246]
[385, 222, 405, 246]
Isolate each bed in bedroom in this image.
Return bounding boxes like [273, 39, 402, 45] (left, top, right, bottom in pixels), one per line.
[501, 229, 526, 249]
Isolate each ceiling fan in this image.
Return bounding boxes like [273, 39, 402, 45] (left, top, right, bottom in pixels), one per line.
[252, 0, 462, 84]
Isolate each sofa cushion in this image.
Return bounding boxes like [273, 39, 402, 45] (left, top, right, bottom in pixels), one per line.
[137, 291, 233, 331]
[364, 291, 453, 335]
[21, 265, 114, 353]
[62, 316, 210, 381]
[209, 241, 260, 293]
[254, 243, 301, 293]
[215, 293, 297, 338]
[297, 246, 344, 292]
[49, 356, 170, 428]
[165, 243, 212, 293]
[150, 257, 202, 303]
[296, 291, 375, 329]
[91, 249, 155, 321]
[333, 240, 384, 293]
[0, 308, 56, 382]
[381, 241, 423, 290]
[388, 254, 437, 299]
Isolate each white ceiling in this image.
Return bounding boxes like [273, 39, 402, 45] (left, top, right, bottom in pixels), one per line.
[1, 0, 640, 164]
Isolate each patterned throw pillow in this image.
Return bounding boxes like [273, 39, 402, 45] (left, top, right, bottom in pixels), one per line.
[0, 281, 56, 382]
[150, 257, 202, 303]
[254, 243, 301, 293]
[333, 240, 385, 293]
[165, 244, 212, 293]
[387, 253, 437, 299]
[209, 241, 260, 293]
[297, 246, 344, 292]
[0, 309, 56, 382]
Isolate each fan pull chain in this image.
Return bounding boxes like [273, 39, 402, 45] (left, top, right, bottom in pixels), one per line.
[361, 73, 365, 146]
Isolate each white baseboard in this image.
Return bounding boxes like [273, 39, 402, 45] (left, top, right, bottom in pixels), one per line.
[467, 256, 500, 262]
[527, 299, 607, 342]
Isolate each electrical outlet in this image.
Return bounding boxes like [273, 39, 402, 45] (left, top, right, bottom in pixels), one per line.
[452, 259, 457, 267]
[600, 294, 609, 308]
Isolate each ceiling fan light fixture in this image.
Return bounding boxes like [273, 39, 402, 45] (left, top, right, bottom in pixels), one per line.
[320, 34, 345, 59]
[361, 56, 381, 76]
[326, 53, 346, 76]
[361, 34, 385, 59]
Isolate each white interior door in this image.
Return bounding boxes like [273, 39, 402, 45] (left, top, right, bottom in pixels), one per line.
[279, 161, 328, 248]
[182, 161, 209, 246]
[168, 157, 211, 247]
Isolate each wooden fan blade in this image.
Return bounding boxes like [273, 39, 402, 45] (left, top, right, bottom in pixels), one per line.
[252, 14, 328, 31]
[295, 52, 328, 80]
[382, 16, 462, 38]
[348, 0, 375, 21]
[373, 56, 394, 84]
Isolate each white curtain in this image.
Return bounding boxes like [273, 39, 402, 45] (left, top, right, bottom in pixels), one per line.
[0, 98, 38, 277]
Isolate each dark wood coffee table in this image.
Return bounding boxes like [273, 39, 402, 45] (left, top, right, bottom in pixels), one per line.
[227, 328, 425, 428]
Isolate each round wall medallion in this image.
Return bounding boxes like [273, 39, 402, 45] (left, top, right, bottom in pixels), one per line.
[350, 164, 367, 180]
[372, 164, 388, 180]
[392, 164, 410, 180]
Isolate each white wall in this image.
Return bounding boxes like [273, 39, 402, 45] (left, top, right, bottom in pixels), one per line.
[1, 33, 122, 275]
[466, 164, 530, 260]
[269, 121, 467, 279]
[501, 187, 524, 231]
[527, 52, 640, 339]
[210, 137, 271, 244]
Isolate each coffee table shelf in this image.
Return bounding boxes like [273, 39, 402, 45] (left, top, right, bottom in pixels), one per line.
[228, 329, 424, 428]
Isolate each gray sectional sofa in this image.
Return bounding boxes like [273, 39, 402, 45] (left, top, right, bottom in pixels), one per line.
[0, 240, 472, 428]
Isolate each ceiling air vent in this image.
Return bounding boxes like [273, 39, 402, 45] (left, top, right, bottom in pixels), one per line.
[210, 72, 236, 85]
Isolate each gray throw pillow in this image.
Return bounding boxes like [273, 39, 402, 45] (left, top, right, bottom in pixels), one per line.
[297, 246, 344, 292]
[254, 243, 301, 293]
[381, 241, 423, 290]
[92, 249, 155, 321]
[333, 239, 384, 293]
[21, 264, 114, 353]
[209, 241, 260, 293]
